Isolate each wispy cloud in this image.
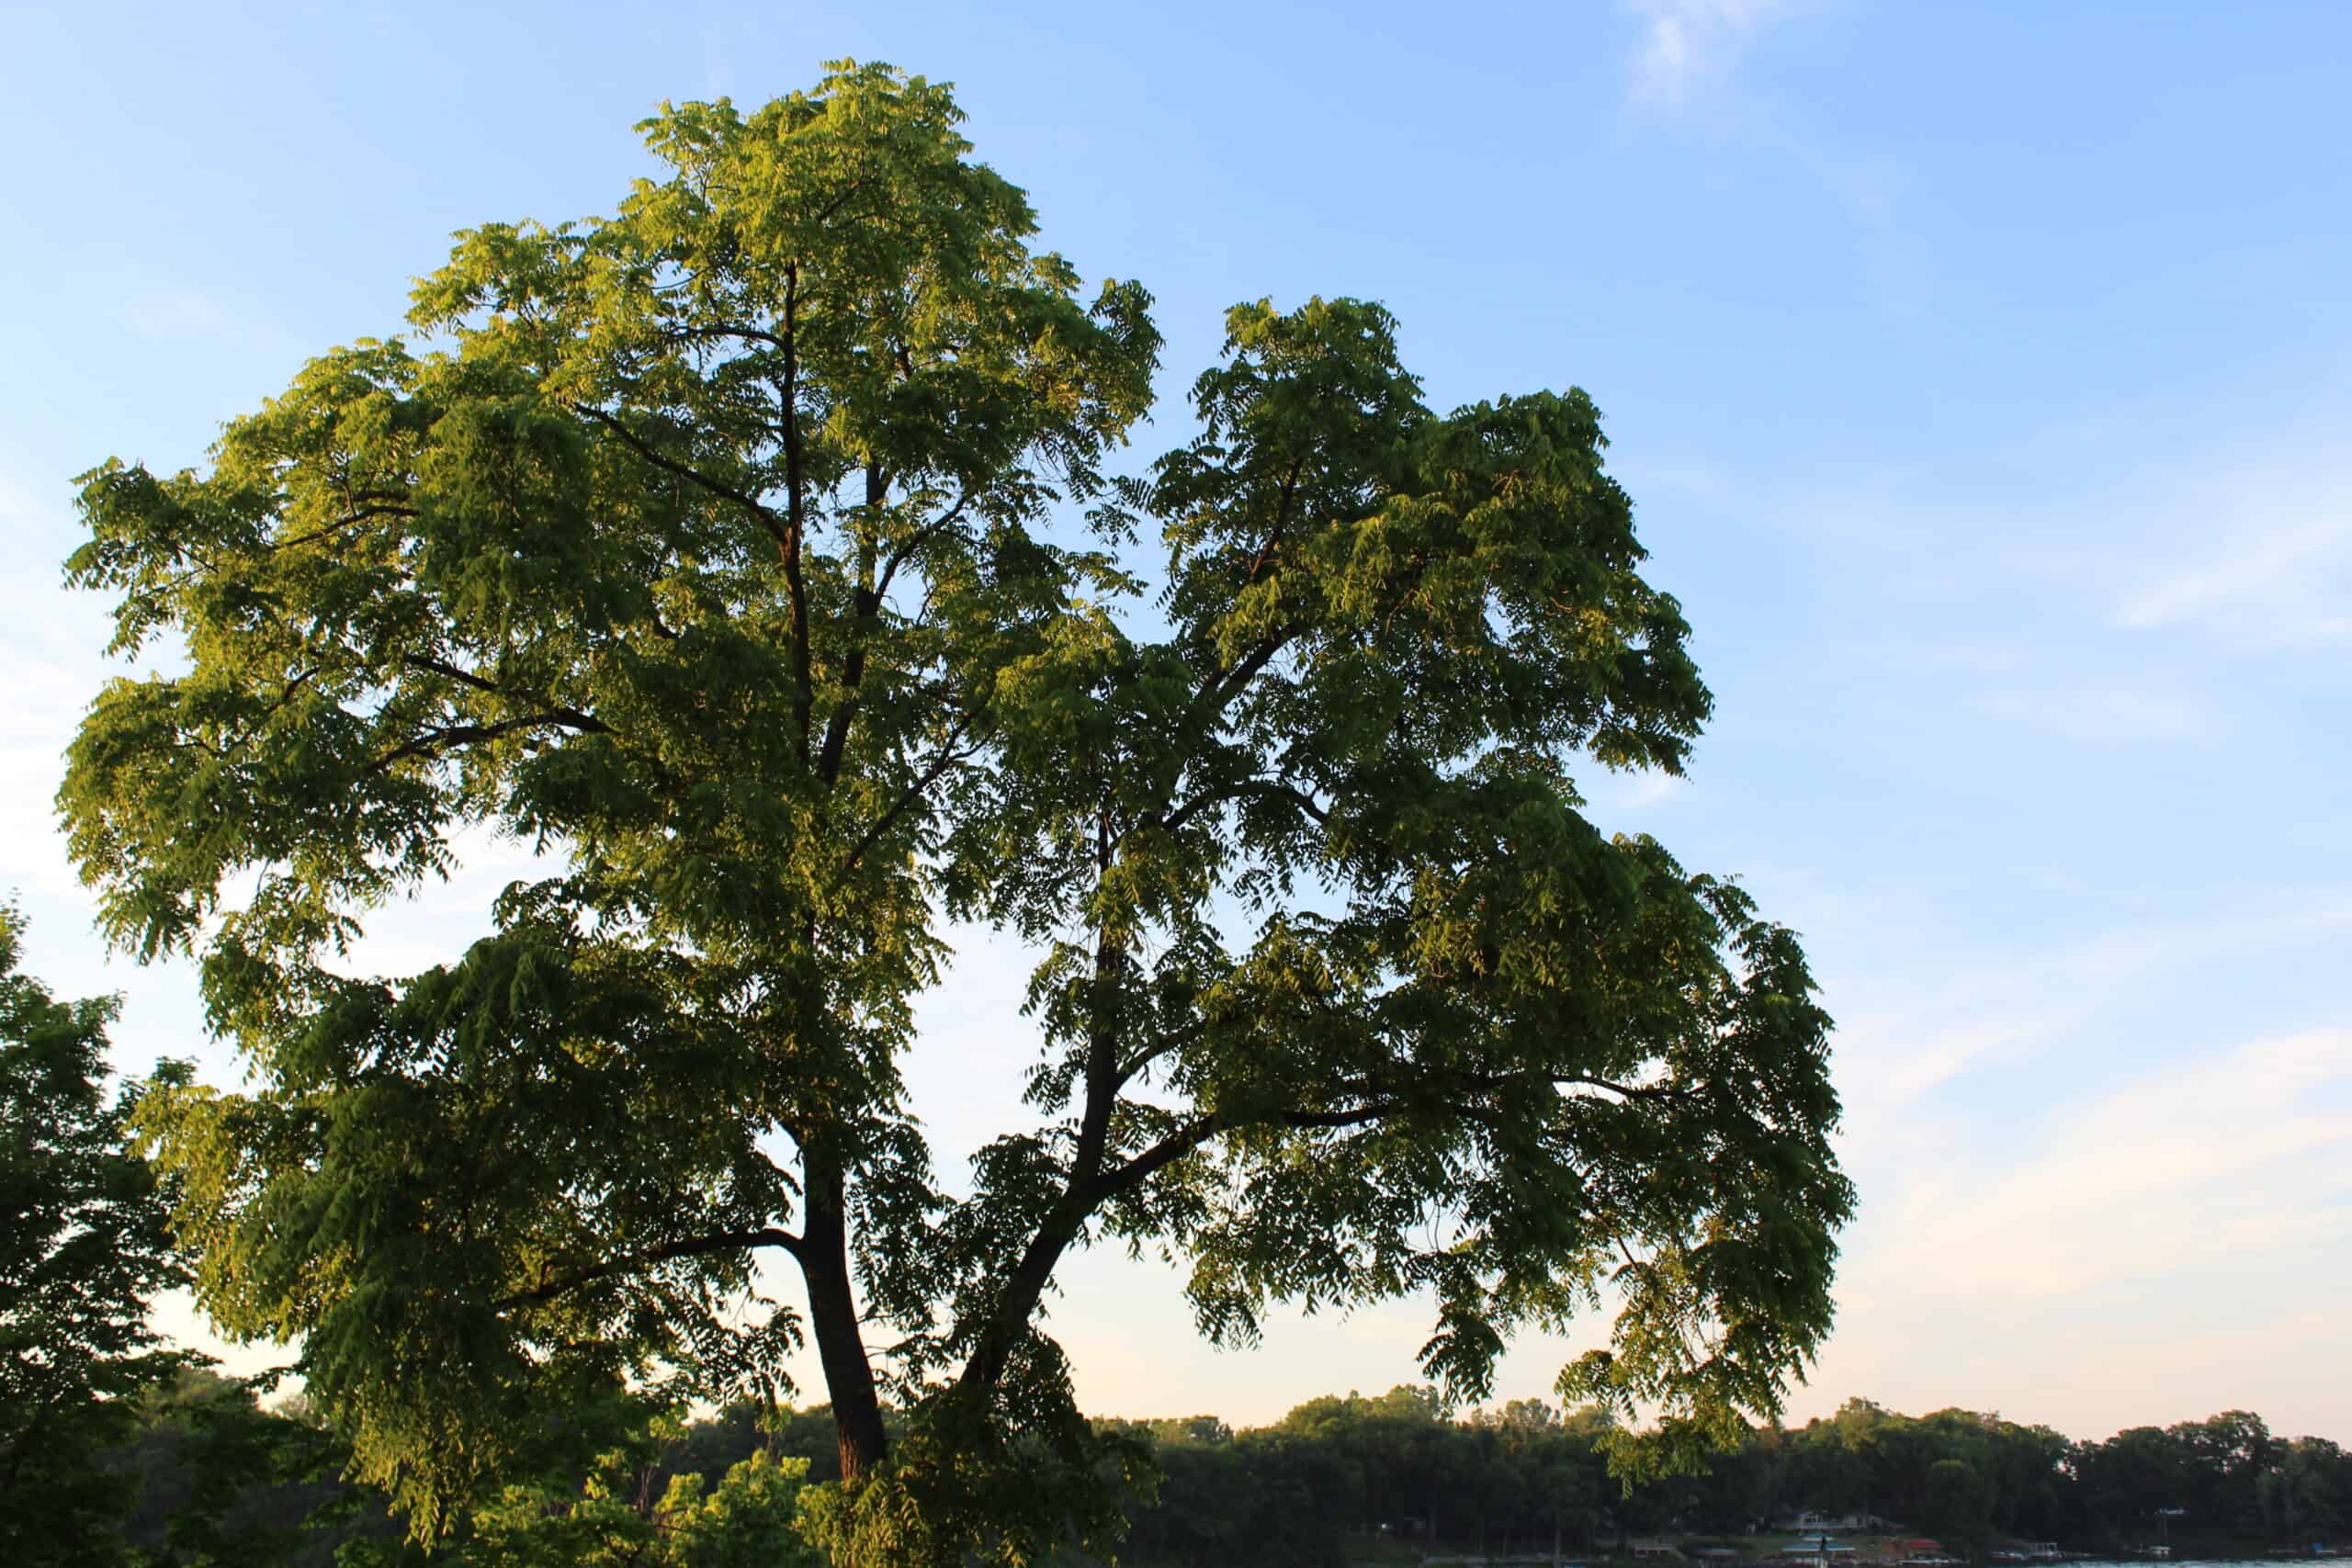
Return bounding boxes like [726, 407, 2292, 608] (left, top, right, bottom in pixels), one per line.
[1624, 0, 1786, 107]
[1586, 768, 1690, 816]
[2041, 423, 2352, 648]
[1852, 1026, 2352, 1301]
[1828, 896, 2352, 1140]
[2120, 509, 2352, 647]
[1806, 1012, 2352, 1434]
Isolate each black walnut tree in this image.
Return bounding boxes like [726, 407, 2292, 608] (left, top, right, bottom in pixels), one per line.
[60, 61, 1851, 1563]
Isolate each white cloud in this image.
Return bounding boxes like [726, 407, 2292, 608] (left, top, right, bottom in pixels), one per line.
[2038, 420, 2352, 649]
[2120, 506, 2352, 647]
[151, 1289, 290, 1382]
[1586, 768, 1690, 816]
[1804, 1020, 2352, 1437]
[1846, 1026, 2351, 1301]
[1796, 876, 2352, 1436]
[1624, 0, 1785, 107]
[1820, 895, 2352, 1204]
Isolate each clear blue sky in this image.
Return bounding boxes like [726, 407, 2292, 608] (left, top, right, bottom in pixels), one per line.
[4, 0, 2347, 1440]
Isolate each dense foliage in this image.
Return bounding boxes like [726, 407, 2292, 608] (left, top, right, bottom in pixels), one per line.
[0, 908, 191, 1567]
[61, 60, 1850, 1561]
[1105, 1394, 2352, 1565]
[68, 1382, 2352, 1568]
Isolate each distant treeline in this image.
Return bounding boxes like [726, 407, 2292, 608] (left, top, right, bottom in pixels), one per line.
[1098, 1390, 2350, 1565]
[99, 1374, 2351, 1567]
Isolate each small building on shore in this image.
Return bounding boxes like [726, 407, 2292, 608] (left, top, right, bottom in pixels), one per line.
[1774, 1512, 1897, 1535]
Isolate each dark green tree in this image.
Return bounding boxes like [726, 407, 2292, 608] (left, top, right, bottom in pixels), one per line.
[1917, 1457, 1996, 1558]
[2075, 1426, 2189, 1541]
[2267, 1437, 2347, 1542]
[2170, 1410, 2272, 1529]
[114, 1366, 356, 1568]
[0, 907, 190, 1567]
[60, 60, 1851, 1565]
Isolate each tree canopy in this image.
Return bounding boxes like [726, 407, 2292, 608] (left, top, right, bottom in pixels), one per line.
[60, 59, 1852, 1564]
[0, 907, 191, 1566]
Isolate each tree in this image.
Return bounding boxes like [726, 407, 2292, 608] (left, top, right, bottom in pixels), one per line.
[0, 907, 190, 1566]
[114, 1366, 352, 1567]
[2170, 1410, 2272, 1529]
[1917, 1458, 1995, 1559]
[2075, 1426, 2188, 1541]
[459, 1403, 820, 1568]
[62, 60, 1852, 1564]
[2267, 1437, 2347, 1542]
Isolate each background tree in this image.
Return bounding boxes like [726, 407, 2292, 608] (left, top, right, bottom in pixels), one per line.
[2267, 1437, 2348, 1543]
[457, 1400, 820, 1568]
[0, 906, 190, 1568]
[2074, 1425, 2189, 1542]
[2169, 1410, 2272, 1529]
[113, 1366, 357, 1568]
[62, 61, 1850, 1564]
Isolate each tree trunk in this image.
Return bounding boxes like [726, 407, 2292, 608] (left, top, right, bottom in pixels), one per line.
[953, 1203, 1087, 1398]
[800, 1161, 888, 1483]
[951, 933, 1128, 1400]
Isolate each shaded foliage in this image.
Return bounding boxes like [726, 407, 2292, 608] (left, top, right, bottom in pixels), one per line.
[0, 907, 191, 1567]
[1107, 1392, 2352, 1566]
[58, 1378, 2352, 1566]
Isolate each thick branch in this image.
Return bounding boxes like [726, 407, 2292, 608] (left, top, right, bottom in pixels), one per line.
[873, 488, 974, 607]
[1195, 631, 1289, 719]
[273, 502, 418, 554]
[1112, 1021, 1204, 1090]
[1089, 1112, 1225, 1207]
[401, 653, 501, 694]
[572, 403, 791, 556]
[814, 461, 887, 786]
[494, 1225, 802, 1312]
[365, 710, 608, 774]
[834, 706, 986, 879]
[1159, 778, 1331, 838]
[780, 265, 813, 760]
[658, 322, 792, 355]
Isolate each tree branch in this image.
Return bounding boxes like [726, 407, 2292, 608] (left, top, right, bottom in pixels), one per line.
[366, 709, 608, 774]
[1087, 1113, 1225, 1207]
[494, 1226, 804, 1312]
[1159, 778, 1331, 838]
[272, 502, 418, 554]
[873, 489, 975, 607]
[834, 706, 986, 879]
[658, 322, 792, 355]
[815, 461, 891, 787]
[571, 403, 791, 556]
[400, 653, 502, 694]
[780, 264, 813, 761]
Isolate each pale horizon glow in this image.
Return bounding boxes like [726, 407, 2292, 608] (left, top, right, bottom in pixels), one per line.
[3, 0, 2346, 1445]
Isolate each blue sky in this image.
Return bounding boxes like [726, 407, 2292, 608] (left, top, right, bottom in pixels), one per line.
[4, 0, 2347, 1441]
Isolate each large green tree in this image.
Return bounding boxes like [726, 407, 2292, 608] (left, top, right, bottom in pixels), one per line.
[0, 908, 190, 1566]
[61, 61, 1851, 1563]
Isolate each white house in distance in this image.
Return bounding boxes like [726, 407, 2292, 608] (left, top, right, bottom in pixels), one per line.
[1774, 1513, 1898, 1535]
